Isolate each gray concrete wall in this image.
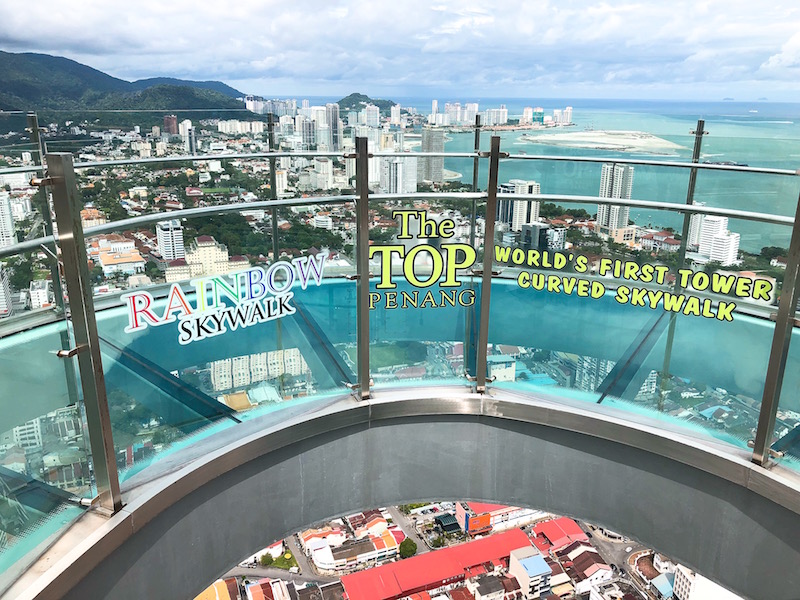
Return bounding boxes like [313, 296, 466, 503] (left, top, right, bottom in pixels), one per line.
[58, 414, 800, 600]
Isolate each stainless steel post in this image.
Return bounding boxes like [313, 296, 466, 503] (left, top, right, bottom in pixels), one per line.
[475, 136, 501, 393]
[268, 115, 279, 262]
[752, 188, 800, 466]
[47, 153, 123, 512]
[659, 120, 706, 409]
[28, 113, 79, 407]
[355, 137, 371, 400]
[465, 115, 481, 378]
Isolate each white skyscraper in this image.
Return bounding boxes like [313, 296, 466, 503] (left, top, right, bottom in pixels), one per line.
[597, 163, 634, 234]
[0, 195, 17, 249]
[521, 107, 534, 125]
[687, 203, 706, 248]
[698, 215, 727, 257]
[431, 99, 438, 115]
[275, 170, 288, 197]
[390, 104, 401, 125]
[509, 180, 541, 232]
[380, 156, 418, 195]
[178, 119, 192, 138]
[313, 158, 333, 191]
[697, 215, 739, 266]
[710, 231, 740, 266]
[0, 264, 12, 318]
[156, 220, 185, 261]
[363, 104, 380, 128]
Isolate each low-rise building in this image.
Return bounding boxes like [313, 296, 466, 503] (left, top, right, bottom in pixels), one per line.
[508, 546, 551, 598]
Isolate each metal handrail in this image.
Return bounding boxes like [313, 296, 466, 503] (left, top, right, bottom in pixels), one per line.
[1, 190, 793, 261]
[503, 153, 800, 176]
[496, 193, 796, 226]
[1, 147, 798, 177]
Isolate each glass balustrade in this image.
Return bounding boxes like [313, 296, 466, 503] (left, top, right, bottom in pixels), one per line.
[0, 244, 89, 590]
[2, 122, 800, 592]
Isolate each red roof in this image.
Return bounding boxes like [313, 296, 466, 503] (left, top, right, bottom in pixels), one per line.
[449, 589, 475, 600]
[532, 518, 588, 552]
[467, 502, 508, 514]
[341, 529, 531, 600]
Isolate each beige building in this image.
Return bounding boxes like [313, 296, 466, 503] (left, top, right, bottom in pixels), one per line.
[165, 235, 249, 282]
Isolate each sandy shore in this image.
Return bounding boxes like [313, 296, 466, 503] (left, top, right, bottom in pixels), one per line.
[519, 130, 685, 154]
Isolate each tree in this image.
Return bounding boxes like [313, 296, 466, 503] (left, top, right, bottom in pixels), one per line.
[259, 554, 274, 566]
[399, 538, 417, 558]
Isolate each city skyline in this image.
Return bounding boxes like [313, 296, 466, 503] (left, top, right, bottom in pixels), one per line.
[1, 1, 800, 101]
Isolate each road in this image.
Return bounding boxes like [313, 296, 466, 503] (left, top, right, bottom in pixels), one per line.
[578, 521, 652, 598]
[225, 565, 335, 586]
[386, 506, 430, 554]
[284, 535, 333, 580]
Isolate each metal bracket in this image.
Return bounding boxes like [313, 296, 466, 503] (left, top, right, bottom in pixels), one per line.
[471, 269, 501, 276]
[345, 272, 374, 281]
[343, 153, 374, 159]
[478, 151, 509, 159]
[747, 439, 785, 459]
[768, 312, 800, 327]
[30, 176, 56, 187]
[464, 373, 477, 382]
[690, 129, 709, 135]
[55, 344, 87, 358]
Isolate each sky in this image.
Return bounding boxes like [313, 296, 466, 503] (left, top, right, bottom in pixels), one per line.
[1, 0, 800, 102]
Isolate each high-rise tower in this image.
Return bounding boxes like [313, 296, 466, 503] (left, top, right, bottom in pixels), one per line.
[596, 163, 634, 235]
[417, 127, 445, 183]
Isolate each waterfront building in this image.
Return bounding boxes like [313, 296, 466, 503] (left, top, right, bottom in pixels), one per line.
[687, 203, 706, 248]
[484, 106, 509, 126]
[596, 163, 634, 236]
[698, 215, 740, 266]
[521, 107, 534, 124]
[497, 179, 540, 232]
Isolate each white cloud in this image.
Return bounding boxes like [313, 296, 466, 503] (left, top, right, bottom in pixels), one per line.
[0, 0, 798, 99]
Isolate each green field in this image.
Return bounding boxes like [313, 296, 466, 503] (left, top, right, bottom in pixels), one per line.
[346, 341, 427, 369]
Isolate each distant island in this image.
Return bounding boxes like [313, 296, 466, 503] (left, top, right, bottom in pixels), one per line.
[519, 130, 685, 155]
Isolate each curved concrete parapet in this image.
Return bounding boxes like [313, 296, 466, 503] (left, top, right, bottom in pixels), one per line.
[7, 388, 800, 600]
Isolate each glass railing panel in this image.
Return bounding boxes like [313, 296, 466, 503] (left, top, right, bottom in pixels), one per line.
[772, 313, 800, 473]
[87, 199, 357, 480]
[0, 247, 90, 590]
[369, 196, 482, 387]
[487, 200, 785, 449]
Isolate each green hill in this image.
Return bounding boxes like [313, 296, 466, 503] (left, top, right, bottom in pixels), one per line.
[337, 92, 397, 116]
[129, 77, 243, 98]
[0, 51, 244, 113]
